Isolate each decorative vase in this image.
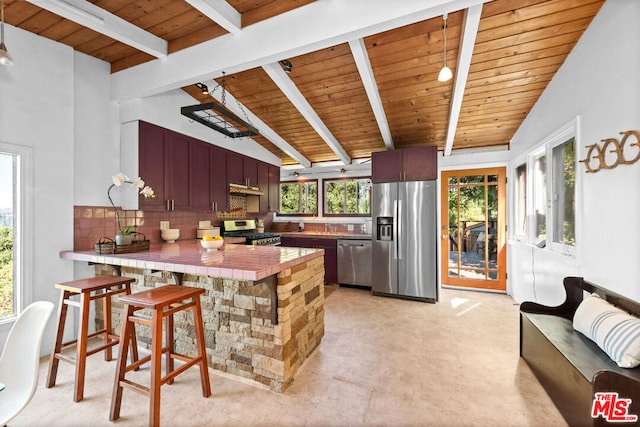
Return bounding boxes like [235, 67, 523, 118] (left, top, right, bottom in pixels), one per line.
[116, 234, 133, 245]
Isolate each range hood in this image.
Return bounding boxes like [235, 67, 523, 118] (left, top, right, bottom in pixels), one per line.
[229, 183, 264, 196]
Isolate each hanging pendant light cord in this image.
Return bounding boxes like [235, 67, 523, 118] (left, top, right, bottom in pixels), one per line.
[442, 14, 448, 68]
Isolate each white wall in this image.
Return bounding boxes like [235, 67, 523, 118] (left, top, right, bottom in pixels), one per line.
[507, 0, 640, 303]
[0, 25, 76, 351]
[73, 52, 120, 206]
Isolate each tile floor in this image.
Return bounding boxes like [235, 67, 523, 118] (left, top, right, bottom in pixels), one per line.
[13, 285, 567, 426]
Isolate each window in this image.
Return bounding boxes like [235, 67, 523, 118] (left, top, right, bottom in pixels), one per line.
[515, 163, 527, 236]
[512, 117, 578, 255]
[0, 152, 16, 320]
[324, 178, 371, 216]
[279, 180, 317, 215]
[533, 153, 547, 243]
[552, 138, 576, 246]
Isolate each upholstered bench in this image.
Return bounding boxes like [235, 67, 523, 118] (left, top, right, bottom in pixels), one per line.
[520, 276, 640, 427]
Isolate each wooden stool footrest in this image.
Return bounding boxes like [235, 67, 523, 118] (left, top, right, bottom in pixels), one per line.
[120, 379, 150, 396]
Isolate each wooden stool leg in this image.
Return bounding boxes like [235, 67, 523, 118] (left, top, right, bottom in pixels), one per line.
[123, 284, 140, 366]
[104, 289, 113, 361]
[193, 298, 211, 397]
[149, 310, 163, 427]
[166, 312, 175, 384]
[74, 291, 91, 402]
[110, 304, 134, 422]
[46, 290, 69, 388]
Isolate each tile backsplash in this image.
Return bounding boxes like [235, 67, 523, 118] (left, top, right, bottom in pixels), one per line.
[74, 206, 273, 251]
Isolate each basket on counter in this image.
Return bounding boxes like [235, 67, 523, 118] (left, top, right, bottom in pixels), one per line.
[95, 233, 150, 254]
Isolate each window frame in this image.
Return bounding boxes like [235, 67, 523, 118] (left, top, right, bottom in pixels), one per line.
[510, 117, 580, 257]
[514, 162, 527, 239]
[278, 179, 318, 217]
[0, 142, 33, 327]
[322, 176, 372, 217]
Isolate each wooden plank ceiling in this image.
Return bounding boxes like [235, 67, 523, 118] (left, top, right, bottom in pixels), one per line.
[3, 0, 605, 166]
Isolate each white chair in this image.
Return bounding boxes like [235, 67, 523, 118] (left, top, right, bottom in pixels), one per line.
[0, 301, 54, 426]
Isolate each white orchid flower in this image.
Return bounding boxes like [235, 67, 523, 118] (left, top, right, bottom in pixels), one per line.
[112, 172, 129, 186]
[132, 177, 145, 189]
[140, 186, 156, 198]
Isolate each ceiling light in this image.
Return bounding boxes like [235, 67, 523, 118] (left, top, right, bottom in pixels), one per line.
[195, 82, 209, 95]
[280, 59, 293, 73]
[438, 13, 451, 82]
[0, 0, 13, 67]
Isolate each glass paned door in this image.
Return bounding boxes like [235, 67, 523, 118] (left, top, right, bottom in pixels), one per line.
[441, 168, 506, 291]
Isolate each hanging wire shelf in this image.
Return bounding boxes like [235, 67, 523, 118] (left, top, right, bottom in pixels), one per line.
[181, 74, 259, 138]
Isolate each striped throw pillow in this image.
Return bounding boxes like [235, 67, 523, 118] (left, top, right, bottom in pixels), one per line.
[573, 294, 640, 368]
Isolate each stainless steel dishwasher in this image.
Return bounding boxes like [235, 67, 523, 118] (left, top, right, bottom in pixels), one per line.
[337, 239, 372, 288]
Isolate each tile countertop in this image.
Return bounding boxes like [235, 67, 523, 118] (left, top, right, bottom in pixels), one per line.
[60, 240, 324, 281]
[279, 231, 372, 240]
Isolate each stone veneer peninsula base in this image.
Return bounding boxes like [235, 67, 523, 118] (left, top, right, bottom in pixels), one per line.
[61, 242, 325, 393]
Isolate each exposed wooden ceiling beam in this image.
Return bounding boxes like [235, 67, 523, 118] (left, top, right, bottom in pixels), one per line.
[112, 0, 487, 100]
[185, 0, 242, 35]
[26, 0, 167, 58]
[444, 4, 483, 156]
[262, 62, 351, 165]
[348, 38, 394, 151]
[205, 80, 312, 168]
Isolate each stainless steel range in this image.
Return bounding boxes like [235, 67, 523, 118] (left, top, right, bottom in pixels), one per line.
[222, 220, 281, 246]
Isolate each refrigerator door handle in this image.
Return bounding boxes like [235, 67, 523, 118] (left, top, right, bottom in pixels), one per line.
[393, 199, 398, 260]
[396, 198, 402, 260]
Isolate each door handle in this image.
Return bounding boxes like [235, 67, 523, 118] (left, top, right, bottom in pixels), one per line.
[442, 234, 448, 239]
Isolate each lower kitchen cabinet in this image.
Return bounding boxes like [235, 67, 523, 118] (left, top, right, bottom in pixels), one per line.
[280, 237, 337, 283]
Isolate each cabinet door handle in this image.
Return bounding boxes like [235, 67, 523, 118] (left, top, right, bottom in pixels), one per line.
[171, 199, 175, 211]
[166, 199, 171, 211]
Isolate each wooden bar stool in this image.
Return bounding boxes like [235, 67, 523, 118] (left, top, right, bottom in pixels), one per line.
[110, 285, 211, 427]
[46, 275, 139, 402]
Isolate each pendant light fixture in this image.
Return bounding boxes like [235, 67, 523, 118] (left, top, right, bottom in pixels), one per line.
[437, 13, 451, 82]
[0, 0, 13, 66]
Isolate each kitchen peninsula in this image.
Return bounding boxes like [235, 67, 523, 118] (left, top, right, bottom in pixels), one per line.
[60, 241, 325, 392]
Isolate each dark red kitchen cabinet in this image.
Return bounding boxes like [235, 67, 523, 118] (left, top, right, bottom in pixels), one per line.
[165, 132, 191, 210]
[138, 122, 190, 211]
[372, 146, 437, 183]
[371, 150, 402, 183]
[268, 165, 280, 212]
[227, 152, 259, 187]
[227, 152, 244, 185]
[190, 140, 212, 211]
[138, 122, 167, 211]
[279, 237, 337, 283]
[257, 162, 269, 212]
[244, 157, 258, 187]
[210, 146, 229, 212]
[190, 141, 229, 212]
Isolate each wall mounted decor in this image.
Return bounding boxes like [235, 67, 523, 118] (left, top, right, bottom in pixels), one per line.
[580, 130, 640, 173]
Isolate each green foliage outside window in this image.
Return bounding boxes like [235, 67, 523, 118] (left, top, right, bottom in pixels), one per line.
[324, 178, 371, 215]
[0, 226, 13, 319]
[279, 181, 317, 215]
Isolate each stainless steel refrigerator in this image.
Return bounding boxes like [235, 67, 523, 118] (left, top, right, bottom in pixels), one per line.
[372, 181, 438, 302]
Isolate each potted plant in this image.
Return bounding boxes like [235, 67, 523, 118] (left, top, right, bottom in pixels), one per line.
[115, 225, 136, 246]
[107, 172, 155, 245]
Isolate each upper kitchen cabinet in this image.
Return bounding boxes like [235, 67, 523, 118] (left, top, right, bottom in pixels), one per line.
[210, 146, 229, 212]
[138, 122, 191, 211]
[190, 141, 229, 212]
[258, 162, 269, 212]
[268, 165, 280, 213]
[372, 146, 438, 183]
[227, 152, 258, 187]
